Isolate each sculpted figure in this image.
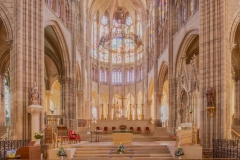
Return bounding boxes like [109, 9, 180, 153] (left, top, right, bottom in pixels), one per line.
[206, 87, 214, 107]
[31, 82, 39, 105]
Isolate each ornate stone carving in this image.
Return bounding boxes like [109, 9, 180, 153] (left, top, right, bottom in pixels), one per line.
[31, 82, 39, 105]
[26, 106, 43, 114]
[114, 7, 126, 24]
[229, 43, 236, 52]
[206, 87, 214, 107]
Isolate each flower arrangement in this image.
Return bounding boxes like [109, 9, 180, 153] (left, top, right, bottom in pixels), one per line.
[175, 146, 184, 156]
[34, 132, 44, 139]
[117, 142, 125, 153]
[7, 149, 16, 158]
[57, 147, 67, 157]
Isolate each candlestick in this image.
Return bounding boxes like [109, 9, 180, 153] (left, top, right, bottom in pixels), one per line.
[101, 104, 104, 120]
[129, 104, 132, 120]
[135, 104, 138, 120]
[107, 104, 110, 120]
[141, 104, 144, 120]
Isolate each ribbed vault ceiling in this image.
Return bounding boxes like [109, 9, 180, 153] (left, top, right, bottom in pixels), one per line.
[89, 0, 147, 22]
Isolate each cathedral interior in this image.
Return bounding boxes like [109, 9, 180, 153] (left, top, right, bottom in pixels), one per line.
[1, 0, 240, 159]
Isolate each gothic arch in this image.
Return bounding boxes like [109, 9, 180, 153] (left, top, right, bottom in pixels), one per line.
[174, 28, 199, 77]
[158, 62, 168, 93]
[229, 8, 240, 43]
[44, 20, 70, 77]
[0, 2, 13, 42]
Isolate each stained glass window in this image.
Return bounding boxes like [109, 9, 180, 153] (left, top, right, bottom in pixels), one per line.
[159, 0, 168, 22]
[57, 3, 61, 17]
[130, 68, 134, 82]
[100, 68, 104, 82]
[97, 11, 144, 65]
[190, 0, 195, 14]
[119, 70, 122, 83]
[136, 16, 142, 60]
[104, 69, 107, 82]
[112, 70, 116, 83]
[91, 14, 97, 59]
[112, 37, 122, 63]
[127, 69, 130, 83]
[92, 107, 97, 120]
[99, 15, 109, 62]
[183, 3, 187, 23]
[125, 15, 134, 63]
[5, 79, 10, 125]
[149, 1, 155, 50]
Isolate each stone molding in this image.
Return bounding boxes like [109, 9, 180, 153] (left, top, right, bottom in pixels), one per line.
[27, 105, 43, 115]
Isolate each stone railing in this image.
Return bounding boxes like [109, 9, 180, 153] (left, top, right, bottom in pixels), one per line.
[213, 139, 240, 159]
[231, 129, 240, 140]
[0, 140, 30, 159]
[77, 119, 91, 127]
[45, 115, 65, 126]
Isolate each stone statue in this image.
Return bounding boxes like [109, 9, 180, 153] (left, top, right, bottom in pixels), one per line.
[206, 87, 214, 107]
[31, 82, 39, 105]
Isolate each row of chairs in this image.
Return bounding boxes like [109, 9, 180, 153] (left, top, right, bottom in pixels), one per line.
[96, 127, 151, 134]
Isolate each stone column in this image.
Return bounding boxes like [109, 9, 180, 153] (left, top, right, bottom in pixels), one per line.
[11, 0, 44, 139]
[45, 90, 51, 114]
[26, 105, 43, 141]
[77, 91, 83, 119]
[234, 79, 240, 125]
[199, 0, 231, 147]
[168, 0, 178, 135]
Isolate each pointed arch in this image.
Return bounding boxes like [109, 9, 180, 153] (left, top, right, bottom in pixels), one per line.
[44, 20, 70, 77]
[158, 61, 168, 93]
[0, 2, 13, 42]
[174, 28, 199, 77]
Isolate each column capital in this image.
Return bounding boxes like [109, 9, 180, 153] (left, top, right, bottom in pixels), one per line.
[27, 105, 43, 115]
[45, 90, 51, 95]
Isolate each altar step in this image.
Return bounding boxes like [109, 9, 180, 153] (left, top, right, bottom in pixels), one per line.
[79, 133, 172, 142]
[72, 144, 173, 160]
[154, 127, 173, 141]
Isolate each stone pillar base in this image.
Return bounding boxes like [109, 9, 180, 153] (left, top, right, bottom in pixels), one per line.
[27, 105, 43, 141]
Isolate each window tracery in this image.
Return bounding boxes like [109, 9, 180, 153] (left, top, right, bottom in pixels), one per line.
[148, 1, 155, 50]
[91, 14, 98, 59]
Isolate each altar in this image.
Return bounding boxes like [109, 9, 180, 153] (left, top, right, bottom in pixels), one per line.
[112, 130, 133, 145]
[90, 117, 154, 134]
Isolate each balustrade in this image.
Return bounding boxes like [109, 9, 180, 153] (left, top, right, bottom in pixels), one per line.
[45, 115, 64, 126]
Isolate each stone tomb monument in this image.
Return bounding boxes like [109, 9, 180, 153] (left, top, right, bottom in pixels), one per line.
[177, 123, 192, 146]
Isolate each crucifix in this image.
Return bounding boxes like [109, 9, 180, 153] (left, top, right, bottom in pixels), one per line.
[118, 95, 127, 117]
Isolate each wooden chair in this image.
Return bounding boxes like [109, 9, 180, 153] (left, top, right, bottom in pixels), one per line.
[145, 127, 150, 134]
[136, 127, 142, 134]
[112, 127, 116, 133]
[69, 130, 81, 143]
[96, 127, 100, 130]
[103, 127, 108, 134]
[72, 130, 81, 142]
[130, 127, 134, 133]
